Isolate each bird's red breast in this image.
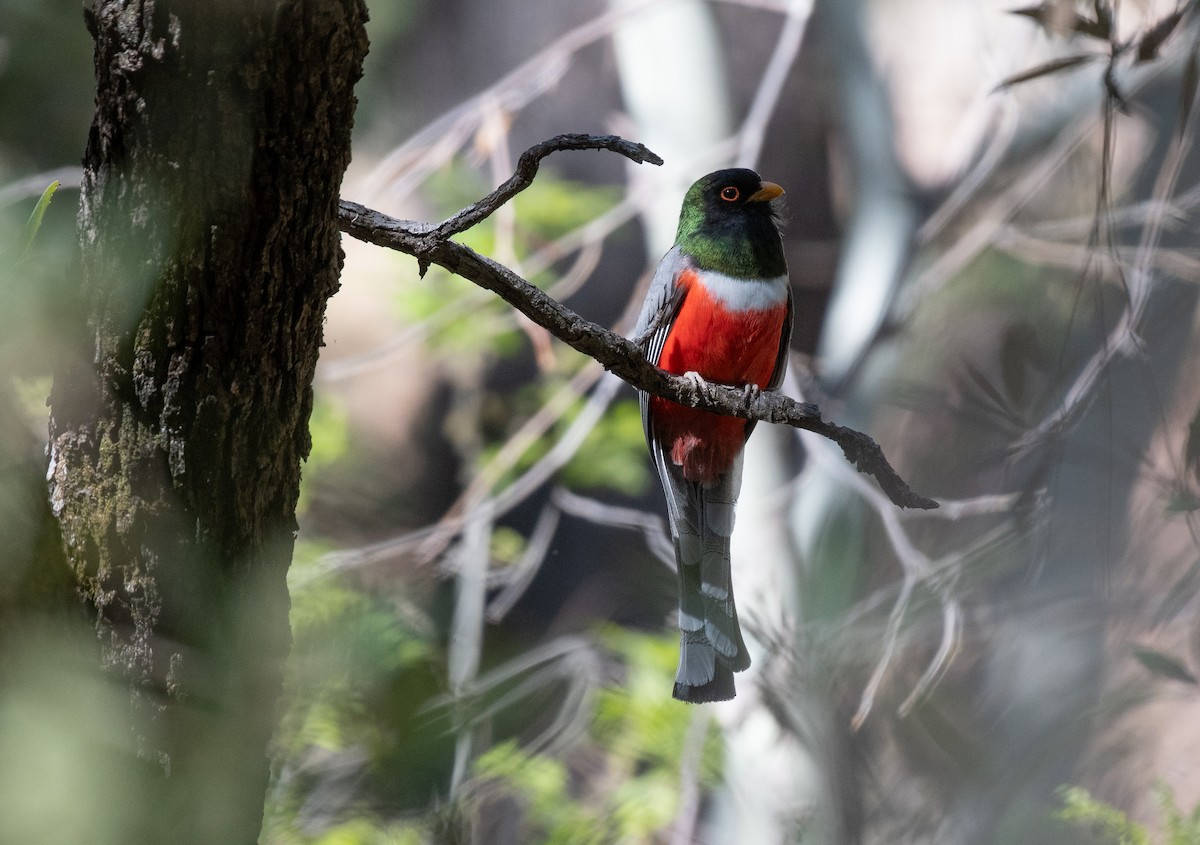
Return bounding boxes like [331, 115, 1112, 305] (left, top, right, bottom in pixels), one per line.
[649, 268, 789, 483]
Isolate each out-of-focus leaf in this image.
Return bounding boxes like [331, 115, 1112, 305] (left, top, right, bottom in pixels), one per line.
[1155, 559, 1200, 625]
[1009, 4, 1052, 33]
[1137, 9, 1187, 62]
[962, 361, 1009, 412]
[958, 360, 1027, 431]
[1132, 645, 1198, 685]
[1000, 323, 1040, 408]
[18, 180, 60, 259]
[11, 375, 52, 426]
[1184, 400, 1200, 484]
[1057, 786, 1151, 845]
[1092, 0, 1114, 41]
[464, 629, 716, 844]
[561, 398, 650, 496]
[1009, 3, 1111, 40]
[1179, 44, 1199, 140]
[297, 395, 350, 514]
[1000, 346, 1026, 409]
[1165, 492, 1200, 513]
[994, 54, 1100, 91]
[490, 526, 527, 566]
[513, 176, 621, 243]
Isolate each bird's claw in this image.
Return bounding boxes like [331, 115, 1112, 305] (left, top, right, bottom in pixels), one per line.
[680, 371, 712, 407]
[678, 373, 764, 409]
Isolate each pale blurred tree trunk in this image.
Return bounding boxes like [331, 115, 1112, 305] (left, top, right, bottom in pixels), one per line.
[45, 1, 367, 842]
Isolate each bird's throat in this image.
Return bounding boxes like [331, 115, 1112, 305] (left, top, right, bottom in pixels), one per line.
[675, 221, 786, 278]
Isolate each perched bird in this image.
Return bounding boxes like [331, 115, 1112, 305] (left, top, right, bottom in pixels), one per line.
[634, 168, 792, 703]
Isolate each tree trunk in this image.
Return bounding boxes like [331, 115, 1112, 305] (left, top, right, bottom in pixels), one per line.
[47, 1, 368, 841]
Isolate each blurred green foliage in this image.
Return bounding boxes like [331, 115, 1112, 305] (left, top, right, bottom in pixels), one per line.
[471, 629, 720, 845]
[561, 398, 649, 496]
[1058, 785, 1200, 845]
[269, 550, 711, 844]
[489, 525, 528, 566]
[0, 0, 94, 168]
[477, 384, 649, 497]
[0, 182, 75, 610]
[266, 543, 449, 842]
[392, 166, 620, 358]
[511, 176, 621, 244]
[299, 395, 352, 514]
[0, 622, 146, 845]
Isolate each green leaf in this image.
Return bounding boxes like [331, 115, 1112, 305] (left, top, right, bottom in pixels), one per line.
[1132, 645, 1198, 685]
[19, 180, 60, 259]
[994, 54, 1100, 91]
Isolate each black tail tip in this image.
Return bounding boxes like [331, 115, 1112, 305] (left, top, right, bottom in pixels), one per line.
[673, 671, 736, 703]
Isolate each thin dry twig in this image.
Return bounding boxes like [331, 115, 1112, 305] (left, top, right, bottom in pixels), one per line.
[735, 0, 814, 168]
[303, 373, 623, 584]
[785, 377, 960, 727]
[339, 134, 937, 511]
[1012, 61, 1200, 450]
[485, 502, 563, 623]
[360, 0, 790, 204]
[422, 370, 625, 569]
[994, 225, 1200, 281]
[906, 50, 1176, 310]
[551, 486, 676, 568]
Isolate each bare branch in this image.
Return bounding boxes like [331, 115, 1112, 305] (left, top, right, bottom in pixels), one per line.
[338, 134, 937, 511]
[429, 134, 663, 244]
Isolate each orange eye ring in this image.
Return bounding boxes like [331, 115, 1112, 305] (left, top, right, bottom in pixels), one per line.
[719, 186, 740, 202]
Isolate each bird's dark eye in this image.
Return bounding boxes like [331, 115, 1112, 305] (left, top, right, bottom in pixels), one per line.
[719, 186, 740, 202]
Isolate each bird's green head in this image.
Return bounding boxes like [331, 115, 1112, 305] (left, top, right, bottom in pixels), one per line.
[674, 168, 786, 278]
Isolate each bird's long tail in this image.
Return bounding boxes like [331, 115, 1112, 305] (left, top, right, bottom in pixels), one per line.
[668, 467, 750, 703]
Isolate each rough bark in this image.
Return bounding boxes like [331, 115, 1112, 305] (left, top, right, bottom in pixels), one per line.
[48, 1, 368, 841]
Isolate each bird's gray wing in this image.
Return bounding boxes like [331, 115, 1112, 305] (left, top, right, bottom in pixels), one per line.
[634, 246, 690, 443]
[766, 286, 794, 392]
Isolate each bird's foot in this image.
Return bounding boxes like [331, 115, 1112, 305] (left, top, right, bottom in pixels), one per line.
[740, 383, 762, 405]
[679, 373, 764, 408]
[679, 371, 713, 407]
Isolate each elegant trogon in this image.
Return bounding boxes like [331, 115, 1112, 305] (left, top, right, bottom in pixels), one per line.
[633, 168, 792, 703]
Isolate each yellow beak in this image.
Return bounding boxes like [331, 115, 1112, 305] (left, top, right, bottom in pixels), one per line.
[747, 181, 784, 202]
